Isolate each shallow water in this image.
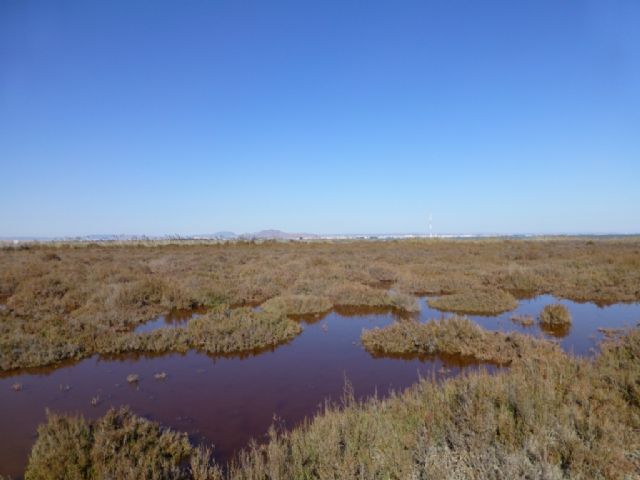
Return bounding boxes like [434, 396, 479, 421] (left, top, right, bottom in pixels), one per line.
[134, 306, 208, 333]
[0, 295, 638, 477]
[418, 294, 640, 355]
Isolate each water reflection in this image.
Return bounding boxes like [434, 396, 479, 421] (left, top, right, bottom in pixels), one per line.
[420, 294, 639, 354]
[134, 306, 208, 333]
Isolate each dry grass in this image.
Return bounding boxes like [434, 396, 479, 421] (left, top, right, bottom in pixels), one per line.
[24, 327, 640, 479]
[0, 306, 300, 371]
[361, 316, 562, 365]
[427, 288, 518, 315]
[185, 308, 301, 355]
[539, 303, 572, 326]
[96, 308, 301, 358]
[25, 407, 192, 480]
[1, 238, 639, 370]
[261, 294, 332, 316]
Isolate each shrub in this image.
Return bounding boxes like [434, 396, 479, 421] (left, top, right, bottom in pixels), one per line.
[261, 294, 332, 315]
[428, 289, 518, 315]
[539, 304, 572, 326]
[361, 316, 561, 365]
[186, 309, 302, 354]
[25, 408, 191, 480]
[25, 411, 92, 480]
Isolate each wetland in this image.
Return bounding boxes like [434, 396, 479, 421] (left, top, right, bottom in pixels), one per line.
[1, 238, 639, 478]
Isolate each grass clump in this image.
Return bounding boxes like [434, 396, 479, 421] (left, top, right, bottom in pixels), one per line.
[25, 407, 192, 480]
[261, 294, 332, 316]
[539, 303, 572, 326]
[428, 288, 518, 315]
[386, 290, 420, 312]
[93, 308, 302, 357]
[361, 316, 561, 365]
[186, 308, 301, 354]
[326, 283, 419, 312]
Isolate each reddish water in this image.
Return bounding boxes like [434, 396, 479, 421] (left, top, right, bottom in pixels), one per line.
[0, 296, 638, 477]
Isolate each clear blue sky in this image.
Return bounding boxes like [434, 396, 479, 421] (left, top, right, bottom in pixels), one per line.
[1, 1, 639, 236]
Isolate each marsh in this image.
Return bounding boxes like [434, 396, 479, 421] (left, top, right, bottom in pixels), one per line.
[1, 239, 640, 477]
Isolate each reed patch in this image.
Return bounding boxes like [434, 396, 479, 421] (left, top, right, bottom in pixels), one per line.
[361, 316, 561, 365]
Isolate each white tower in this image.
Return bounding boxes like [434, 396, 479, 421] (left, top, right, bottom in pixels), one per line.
[429, 213, 433, 238]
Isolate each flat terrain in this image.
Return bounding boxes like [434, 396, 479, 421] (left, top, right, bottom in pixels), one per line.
[1, 238, 639, 478]
[1, 237, 639, 371]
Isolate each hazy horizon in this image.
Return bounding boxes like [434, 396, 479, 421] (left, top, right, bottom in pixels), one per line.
[2, 227, 640, 240]
[2, 1, 639, 237]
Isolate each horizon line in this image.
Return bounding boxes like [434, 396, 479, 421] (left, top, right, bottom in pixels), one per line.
[2, 231, 640, 242]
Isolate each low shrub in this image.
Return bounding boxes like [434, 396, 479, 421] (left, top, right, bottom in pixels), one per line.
[261, 294, 332, 315]
[361, 316, 561, 365]
[539, 304, 572, 326]
[2, 238, 639, 371]
[428, 289, 518, 315]
[25, 407, 192, 480]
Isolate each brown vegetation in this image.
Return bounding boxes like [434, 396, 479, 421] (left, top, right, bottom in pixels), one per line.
[1, 307, 300, 371]
[427, 288, 518, 315]
[24, 326, 640, 479]
[361, 317, 561, 365]
[539, 303, 572, 326]
[1, 238, 639, 370]
[25, 407, 192, 480]
[261, 294, 332, 316]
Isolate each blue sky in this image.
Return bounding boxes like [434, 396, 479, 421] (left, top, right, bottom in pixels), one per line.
[1, 1, 639, 236]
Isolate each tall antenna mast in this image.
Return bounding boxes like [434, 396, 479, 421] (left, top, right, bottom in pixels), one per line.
[429, 213, 433, 238]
